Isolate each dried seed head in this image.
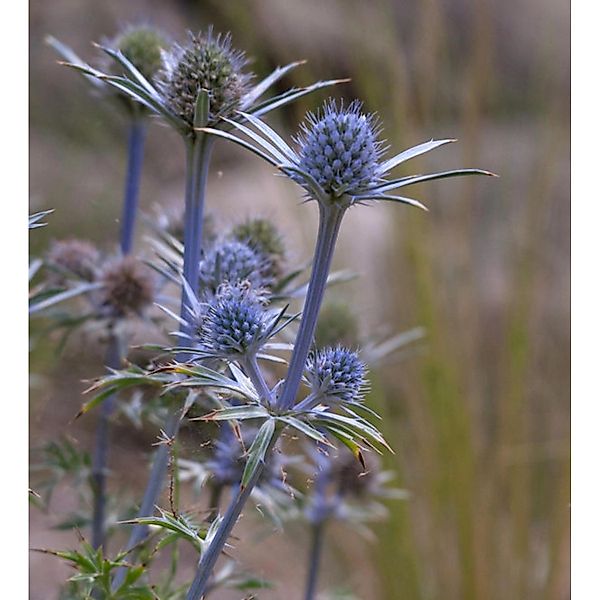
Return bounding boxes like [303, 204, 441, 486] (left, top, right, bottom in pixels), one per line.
[112, 25, 167, 81]
[46, 238, 100, 285]
[97, 256, 155, 317]
[306, 346, 366, 403]
[231, 218, 286, 280]
[160, 28, 252, 126]
[200, 282, 267, 356]
[199, 239, 269, 292]
[315, 302, 360, 348]
[296, 100, 383, 196]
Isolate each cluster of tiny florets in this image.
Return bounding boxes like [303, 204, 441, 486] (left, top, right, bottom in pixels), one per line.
[199, 239, 268, 292]
[46, 238, 100, 285]
[306, 346, 366, 403]
[231, 218, 285, 280]
[296, 100, 383, 196]
[97, 256, 155, 317]
[200, 282, 267, 356]
[160, 28, 251, 126]
[112, 25, 167, 81]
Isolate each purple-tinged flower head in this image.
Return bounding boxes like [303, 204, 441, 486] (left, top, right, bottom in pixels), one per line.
[160, 28, 252, 127]
[46, 238, 100, 285]
[231, 218, 286, 281]
[200, 282, 268, 357]
[295, 100, 384, 197]
[97, 255, 155, 318]
[306, 346, 367, 404]
[199, 239, 269, 292]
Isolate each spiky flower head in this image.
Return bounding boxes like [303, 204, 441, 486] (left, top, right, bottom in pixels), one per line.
[231, 218, 286, 281]
[160, 28, 252, 127]
[46, 238, 100, 285]
[315, 301, 360, 348]
[306, 346, 366, 404]
[199, 239, 269, 292]
[296, 100, 384, 198]
[200, 282, 268, 357]
[111, 25, 167, 81]
[97, 256, 155, 318]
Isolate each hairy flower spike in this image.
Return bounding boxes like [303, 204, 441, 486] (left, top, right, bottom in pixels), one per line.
[160, 29, 252, 126]
[200, 282, 268, 357]
[199, 240, 269, 292]
[231, 218, 286, 280]
[296, 100, 384, 197]
[306, 346, 366, 404]
[46, 238, 100, 284]
[97, 256, 155, 317]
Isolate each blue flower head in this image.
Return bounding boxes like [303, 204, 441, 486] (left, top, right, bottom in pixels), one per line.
[200, 282, 267, 357]
[199, 239, 269, 292]
[296, 100, 384, 197]
[306, 346, 367, 404]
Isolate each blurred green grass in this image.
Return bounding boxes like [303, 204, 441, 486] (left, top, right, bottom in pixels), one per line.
[30, 1, 569, 598]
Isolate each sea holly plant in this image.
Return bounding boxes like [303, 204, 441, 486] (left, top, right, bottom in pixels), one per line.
[82, 98, 494, 599]
[54, 29, 348, 570]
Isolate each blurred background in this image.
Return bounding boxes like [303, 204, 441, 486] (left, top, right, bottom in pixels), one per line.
[29, 0, 570, 598]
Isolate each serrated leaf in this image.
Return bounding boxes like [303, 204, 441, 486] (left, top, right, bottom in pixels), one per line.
[191, 405, 269, 422]
[241, 419, 276, 489]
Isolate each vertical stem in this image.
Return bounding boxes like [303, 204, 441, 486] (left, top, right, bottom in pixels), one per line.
[91, 331, 122, 549]
[185, 203, 346, 600]
[113, 134, 213, 588]
[278, 204, 345, 410]
[243, 354, 273, 406]
[304, 522, 326, 600]
[120, 119, 147, 256]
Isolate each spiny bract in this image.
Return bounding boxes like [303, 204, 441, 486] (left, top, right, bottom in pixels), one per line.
[200, 282, 267, 356]
[160, 28, 251, 126]
[306, 346, 366, 403]
[296, 100, 384, 196]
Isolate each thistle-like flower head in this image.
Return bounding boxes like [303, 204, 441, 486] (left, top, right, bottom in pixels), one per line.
[200, 282, 268, 357]
[97, 255, 155, 318]
[46, 238, 100, 285]
[111, 25, 167, 82]
[295, 100, 384, 197]
[160, 28, 252, 127]
[199, 239, 269, 292]
[231, 218, 286, 281]
[306, 346, 366, 404]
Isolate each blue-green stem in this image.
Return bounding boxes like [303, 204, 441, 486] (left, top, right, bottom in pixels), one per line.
[185, 202, 346, 600]
[278, 203, 345, 410]
[304, 522, 326, 600]
[91, 119, 146, 550]
[119, 119, 147, 255]
[91, 331, 122, 549]
[113, 134, 213, 588]
[242, 353, 273, 406]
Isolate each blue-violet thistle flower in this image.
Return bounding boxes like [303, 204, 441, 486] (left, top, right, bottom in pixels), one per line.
[305, 347, 366, 404]
[199, 239, 270, 292]
[200, 282, 268, 358]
